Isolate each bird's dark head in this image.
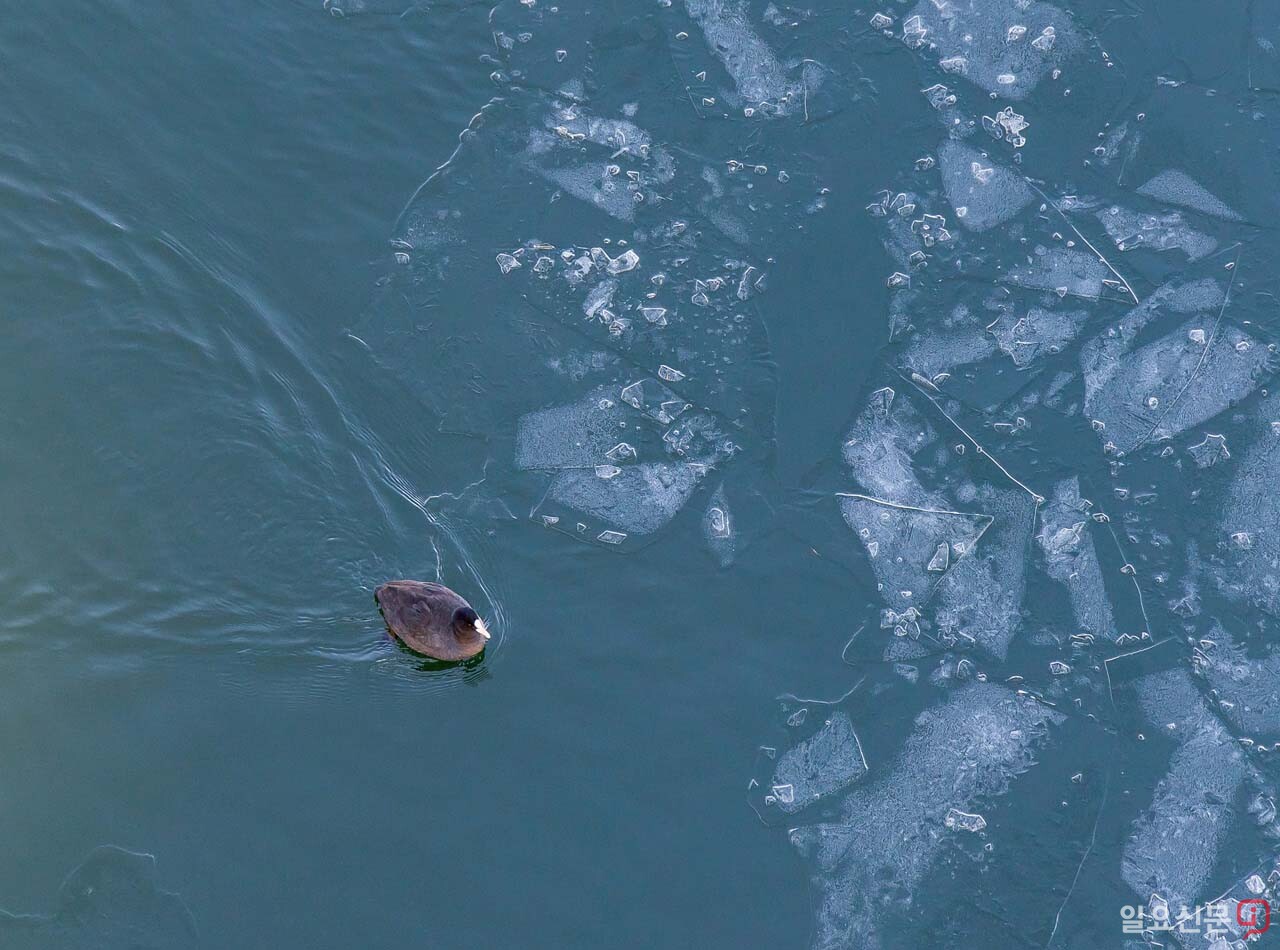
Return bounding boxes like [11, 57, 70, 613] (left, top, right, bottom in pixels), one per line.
[452, 606, 491, 644]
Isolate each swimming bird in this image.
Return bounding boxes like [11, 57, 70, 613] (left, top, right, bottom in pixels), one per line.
[374, 580, 491, 660]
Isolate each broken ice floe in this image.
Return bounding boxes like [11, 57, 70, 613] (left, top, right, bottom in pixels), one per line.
[1216, 391, 1280, 616]
[790, 683, 1061, 949]
[683, 0, 821, 116]
[703, 484, 736, 567]
[1194, 622, 1280, 744]
[1136, 170, 1243, 223]
[1122, 668, 1260, 919]
[516, 382, 738, 545]
[763, 710, 868, 815]
[1097, 206, 1218, 262]
[839, 383, 1037, 658]
[986, 307, 1083, 368]
[937, 141, 1033, 232]
[838, 494, 991, 613]
[524, 101, 675, 222]
[1037, 478, 1117, 643]
[943, 807, 987, 833]
[1081, 277, 1271, 455]
[902, 0, 1079, 99]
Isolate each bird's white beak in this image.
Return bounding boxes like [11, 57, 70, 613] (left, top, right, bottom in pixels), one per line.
[475, 618, 492, 640]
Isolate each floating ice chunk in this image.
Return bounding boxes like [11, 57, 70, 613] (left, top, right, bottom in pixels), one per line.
[516, 387, 634, 471]
[658, 364, 686, 382]
[838, 494, 992, 613]
[982, 106, 1029, 147]
[619, 378, 685, 419]
[900, 310, 1000, 382]
[938, 141, 1033, 231]
[1081, 279, 1272, 454]
[921, 83, 956, 110]
[842, 384, 937, 504]
[905, 0, 1079, 99]
[1037, 479, 1117, 642]
[1218, 392, 1280, 615]
[770, 712, 869, 814]
[1006, 247, 1109, 299]
[543, 462, 707, 536]
[931, 485, 1036, 659]
[606, 249, 640, 274]
[683, 0, 806, 114]
[1136, 169, 1243, 222]
[496, 252, 522, 274]
[582, 279, 618, 320]
[986, 307, 1083, 367]
[597, 530, 627, 544]
[1097, 206, 1218, 261]
[1094, 120, 1139, 168]
[1123, 669, 1254, 915]
[522, 103, 674, 221]
[1188, 433, 1230, 467]
[910, 213, 950, 247]
[706, 504, 730, 539]
[0, 847, 199, 950]
[927, 543, 950, 572]
[1255, 0, 1280, 92]
[791, 684, 1061, 949]
[870, 12, 893, 30]
[536, 162, 640, 221]
[1193, 623, 1280, 742]
[902, 14, 928, 48]
[703, 484, 735, 566]
[944, 808, 987, 833]
[517, 379, 732, 544]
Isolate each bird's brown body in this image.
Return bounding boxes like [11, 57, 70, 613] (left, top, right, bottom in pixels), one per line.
[374, 580, 490, 661]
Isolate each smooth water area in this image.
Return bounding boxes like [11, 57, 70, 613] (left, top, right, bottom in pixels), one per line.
[2, 1, 1280, 948]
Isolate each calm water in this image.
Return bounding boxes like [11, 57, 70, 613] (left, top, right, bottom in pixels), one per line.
[2, 0, 1280, 947]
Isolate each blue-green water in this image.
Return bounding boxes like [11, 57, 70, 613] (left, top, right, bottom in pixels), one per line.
[3, 1, 1280, 947]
